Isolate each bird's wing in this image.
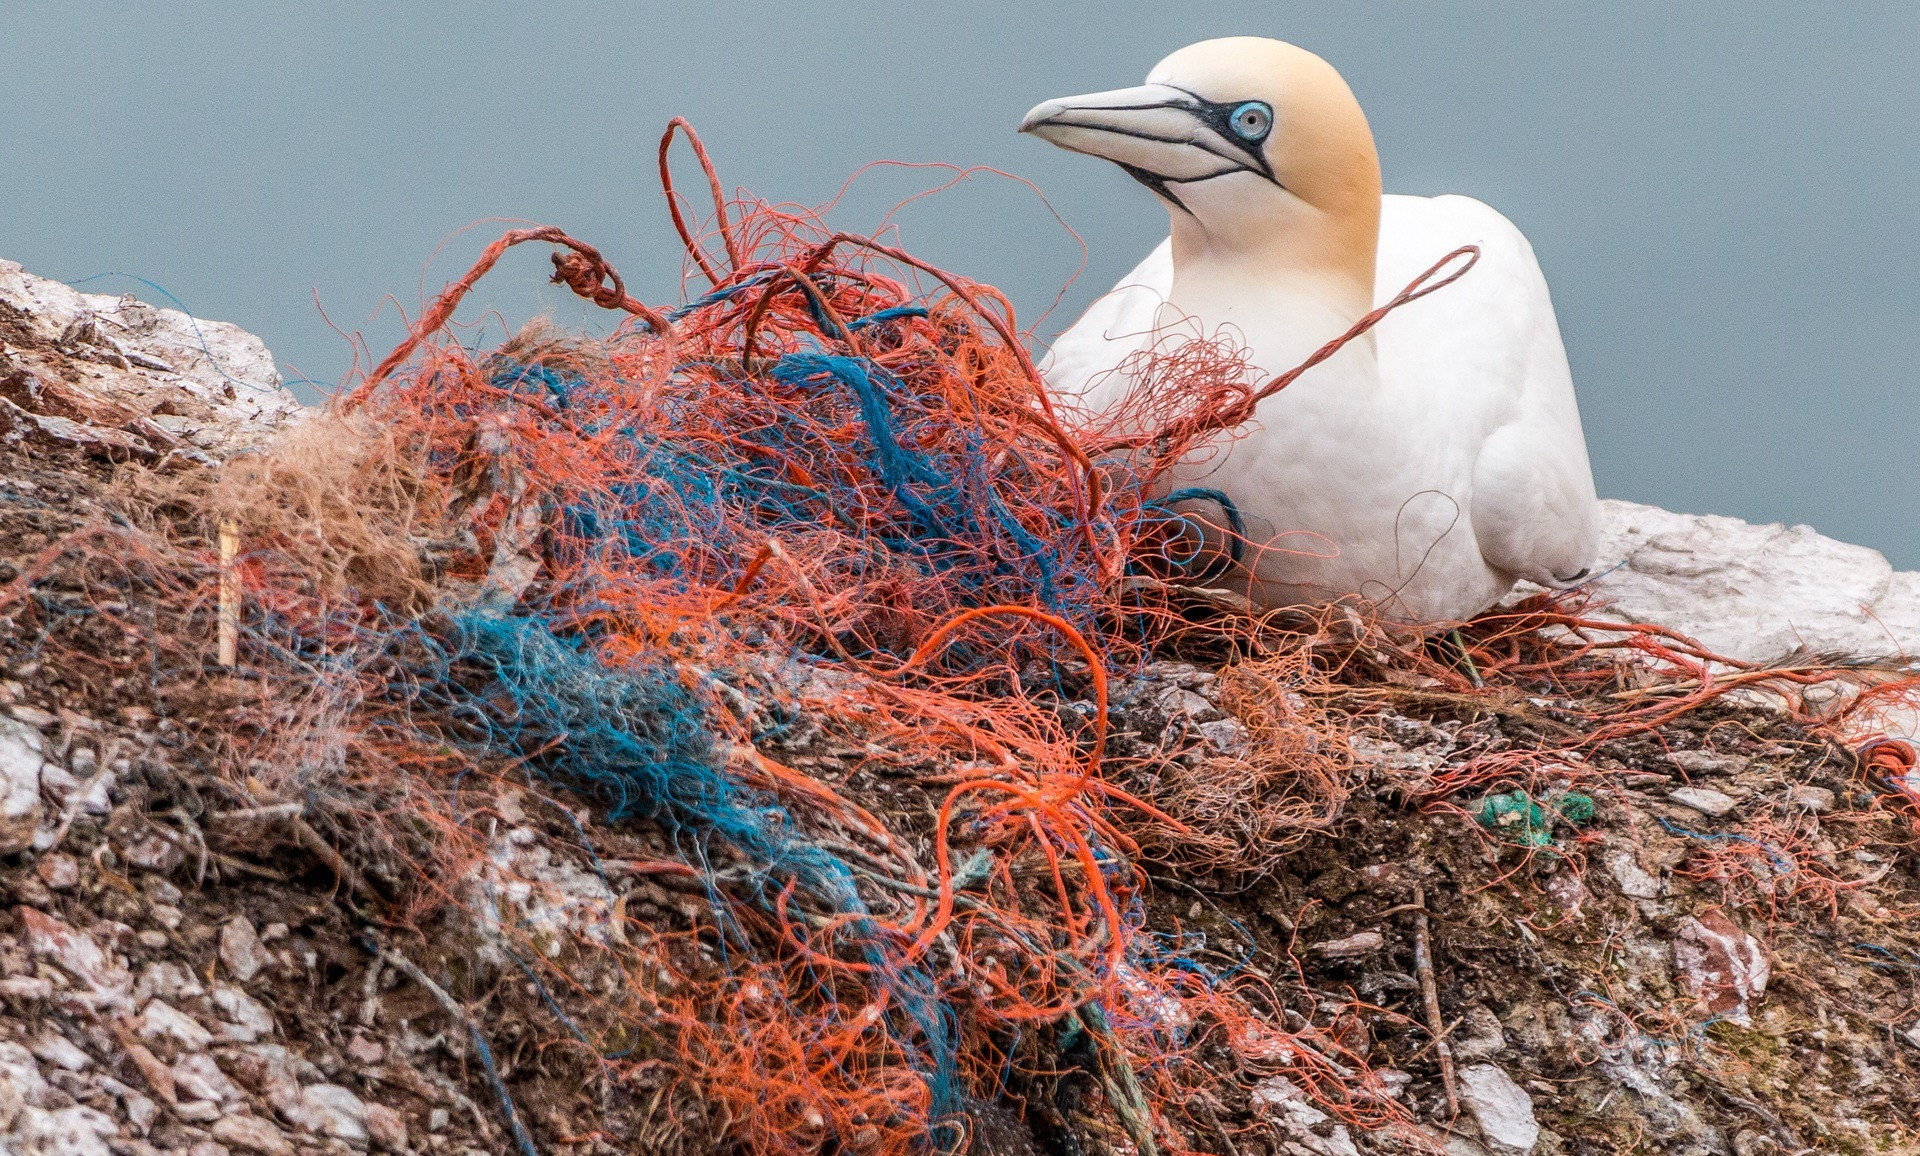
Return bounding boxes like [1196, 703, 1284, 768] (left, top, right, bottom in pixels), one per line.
[1038, 237, 1173, 414]
[1376, 194, 1600, 585]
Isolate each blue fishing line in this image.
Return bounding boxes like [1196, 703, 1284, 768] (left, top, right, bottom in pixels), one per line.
[434, 608, 961, 1118]
[1655, 817, 1795, 875]
[665, 273, 773, 322]
[847, 304, 930, 330]
[66, 272, 278, 394]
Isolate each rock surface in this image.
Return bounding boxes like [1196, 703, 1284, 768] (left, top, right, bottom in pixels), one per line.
[219, 916, 267, 982]
[1587, 499, 1920, 663]
[1456, 1064, 1540, 1156]
[1672, 912, 1771, 1026]
[1251, 1075, 1361, 1156]
[0, 258, 302, 459]
[0, 718, 46, 855]
[1667, 786, 1739, 817]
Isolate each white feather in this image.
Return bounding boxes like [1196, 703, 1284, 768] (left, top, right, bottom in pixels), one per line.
[1042, 193, 1600, 622]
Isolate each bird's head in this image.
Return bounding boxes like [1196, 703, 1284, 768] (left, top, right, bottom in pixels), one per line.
[1021, 38, 1381, 291]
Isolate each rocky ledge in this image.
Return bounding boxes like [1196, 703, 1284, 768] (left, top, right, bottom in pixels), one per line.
[2, 260, 1917, 1156]
[0, 259, 301, 462]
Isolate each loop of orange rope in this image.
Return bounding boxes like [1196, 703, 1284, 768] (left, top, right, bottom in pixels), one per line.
[348, 226, 667, 406]
[659, 116, 745, 287]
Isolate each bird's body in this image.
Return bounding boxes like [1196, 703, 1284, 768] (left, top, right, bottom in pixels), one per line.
[1023, 38, 1599, 623]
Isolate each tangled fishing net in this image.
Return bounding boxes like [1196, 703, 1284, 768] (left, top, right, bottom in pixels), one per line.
[27, 120, 1919, 1156]
[138, 120, 1419, 1156]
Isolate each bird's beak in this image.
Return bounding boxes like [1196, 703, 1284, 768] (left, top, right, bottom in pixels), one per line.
[1018, 83, 1255, 183]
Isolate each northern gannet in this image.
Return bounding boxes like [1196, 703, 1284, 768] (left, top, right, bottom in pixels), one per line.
[1021, 37, 1600, 624]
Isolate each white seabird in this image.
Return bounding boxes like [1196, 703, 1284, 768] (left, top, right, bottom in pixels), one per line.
[1022, 37, 1600, 624]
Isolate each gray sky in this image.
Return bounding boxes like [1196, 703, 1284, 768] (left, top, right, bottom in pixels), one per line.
[4, 2, 1915, 566]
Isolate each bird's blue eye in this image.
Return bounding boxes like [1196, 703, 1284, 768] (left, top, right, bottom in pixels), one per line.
[1229, 101, 1273, 143]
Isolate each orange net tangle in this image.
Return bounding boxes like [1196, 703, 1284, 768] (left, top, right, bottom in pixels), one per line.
[31, 117, 1913, 1156]
[155, 119, 1420, 1156]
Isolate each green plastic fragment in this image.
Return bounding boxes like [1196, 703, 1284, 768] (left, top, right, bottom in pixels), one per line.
[1476, 789, 1595, 846]
[1478, 790, 1552, 846]
[1552, 792, 1596, 827]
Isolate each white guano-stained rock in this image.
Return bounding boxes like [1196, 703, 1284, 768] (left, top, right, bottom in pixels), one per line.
[16, 908, 131, 1012]
[176, 1099, 222, 1123]
[1456, 1063, 1540, 1156]
[1673, 912, 1770, 1026]
[0, 1039, 53, 1120]
[0, 257, 302, 457]
[211, 984, 277, 1042]
[219, 916, 267, 982]
[468, 825, 618, 958]
[1587, 500, 1920, 664]
[299, 1084, 372, 1147]
[12, 1105, 121, 1156]
[27, 1034, 90, 1073]
[118, 1088, 158, 1134]
[2, 1041, 119, 1156]
[0, 718, 48, 855]
[1250, 1075, 1360, 1156]
[1604, 849, 1662, 900]
[172, 1054, 245, 1105]
[139, 999, 214, 1052]
[0, 975, 54, 1001]
[1666, 787, 1738, 817]
[134, 961, 204, 1005]
[212, 1112, 296, 1156]
[266, 1076, 372, 1146]
[1575, 501, 1920, 743]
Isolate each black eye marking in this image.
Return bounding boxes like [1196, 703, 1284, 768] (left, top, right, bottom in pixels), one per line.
[1118, 163, 1188, 212]
[1159, 85, 1280, 183]
[1099, 86, 1285, 214]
